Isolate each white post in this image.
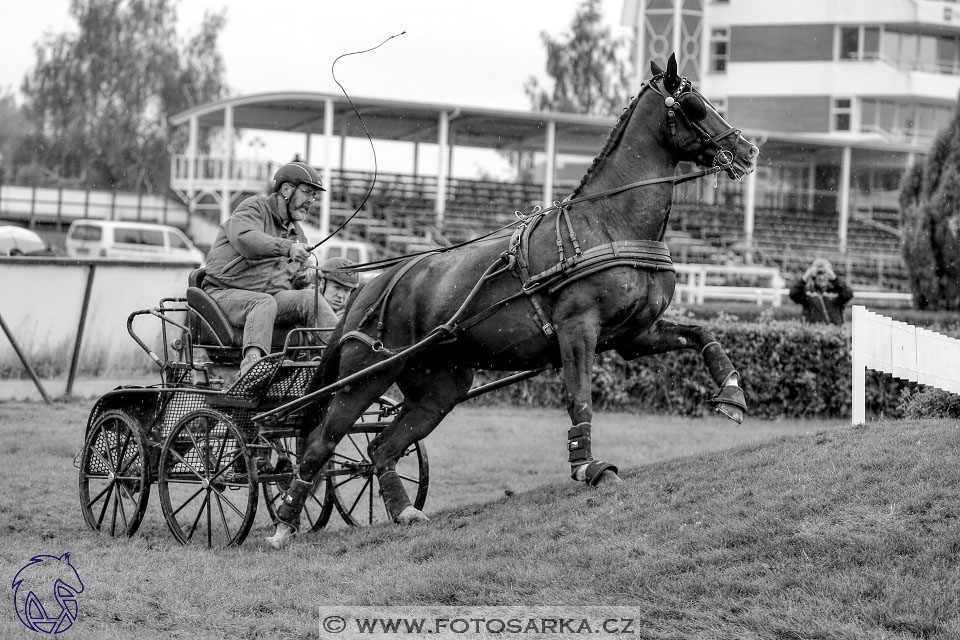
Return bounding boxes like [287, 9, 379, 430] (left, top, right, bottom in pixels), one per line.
[542, 120, 556, 207]
[321, 97, 334, 240]
[838, 145, 852, 254]
[744, 169, 757, 259]
[220, 104, 234, 224]
[851, 304, 867, 425]
[435, 111, 449, 228]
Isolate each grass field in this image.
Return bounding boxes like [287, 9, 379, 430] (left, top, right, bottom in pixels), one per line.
[1, 400, 957, 639]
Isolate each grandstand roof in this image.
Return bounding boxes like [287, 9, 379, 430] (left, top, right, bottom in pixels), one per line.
[168, 91, 617, 156]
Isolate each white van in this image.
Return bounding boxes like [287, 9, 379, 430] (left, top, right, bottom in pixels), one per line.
[65, 220, 205, 265]
[313, 238, 376, 264]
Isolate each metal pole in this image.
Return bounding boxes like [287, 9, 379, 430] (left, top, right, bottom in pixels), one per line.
[0, 311, 52, 404]
[66, 264, 97, 397]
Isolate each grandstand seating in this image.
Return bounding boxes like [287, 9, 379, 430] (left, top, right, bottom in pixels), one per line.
[317, 169, 909, 292]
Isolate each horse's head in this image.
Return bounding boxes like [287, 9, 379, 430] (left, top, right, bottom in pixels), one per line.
[648, 53, 758, 180]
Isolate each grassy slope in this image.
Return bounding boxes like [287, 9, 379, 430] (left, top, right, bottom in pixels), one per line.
[1, 403, 957, 639]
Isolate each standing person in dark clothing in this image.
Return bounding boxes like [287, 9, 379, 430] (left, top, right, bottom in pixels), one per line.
[788, 257, 854, 325]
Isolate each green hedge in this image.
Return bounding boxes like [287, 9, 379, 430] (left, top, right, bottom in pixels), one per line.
[470, 314, 915, 420]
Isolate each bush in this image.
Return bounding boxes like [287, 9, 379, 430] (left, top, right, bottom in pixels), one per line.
[470, 312, 913, 420]
[897, 387, 960, 418]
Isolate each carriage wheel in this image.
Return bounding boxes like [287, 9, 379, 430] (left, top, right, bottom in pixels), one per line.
[157, 409, 258, 547]
[78, 410, 151, 537]
[260, 433, 332, 532]
[326, 397, 429, 526]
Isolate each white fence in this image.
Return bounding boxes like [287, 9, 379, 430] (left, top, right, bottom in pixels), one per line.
[851, 305, 960, 424]
[674, 264, 786, 306]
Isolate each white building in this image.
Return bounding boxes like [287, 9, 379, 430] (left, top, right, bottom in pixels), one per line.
[622, 0, 960, 260]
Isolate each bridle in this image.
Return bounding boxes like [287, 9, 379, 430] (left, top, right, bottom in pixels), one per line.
[646, 73, 741, 172]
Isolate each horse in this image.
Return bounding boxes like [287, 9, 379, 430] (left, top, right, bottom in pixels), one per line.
[266, 53, 759, 548]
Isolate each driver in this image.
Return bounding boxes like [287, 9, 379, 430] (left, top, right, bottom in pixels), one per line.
[201, 161, 339, 374]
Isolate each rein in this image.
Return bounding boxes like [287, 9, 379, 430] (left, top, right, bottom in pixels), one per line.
[340, 164, 724, 274]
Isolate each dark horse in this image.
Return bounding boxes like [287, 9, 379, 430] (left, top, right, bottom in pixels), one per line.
[266, 54, 759, 548]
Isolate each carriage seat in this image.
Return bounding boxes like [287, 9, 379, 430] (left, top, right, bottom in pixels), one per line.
[185, 268, 295, 362]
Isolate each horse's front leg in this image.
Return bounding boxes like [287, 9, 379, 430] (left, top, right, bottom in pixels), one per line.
[616, 319, 746, 423]
[556, 316, 621, 487]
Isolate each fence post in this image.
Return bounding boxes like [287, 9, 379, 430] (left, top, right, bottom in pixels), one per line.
[66, 264, 97, 398]
[851, 305, 867, 425]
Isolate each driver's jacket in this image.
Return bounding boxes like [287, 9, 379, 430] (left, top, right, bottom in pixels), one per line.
[202, 193, 315, 294]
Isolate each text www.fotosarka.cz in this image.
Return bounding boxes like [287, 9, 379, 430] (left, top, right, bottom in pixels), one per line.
[318, 606, 642, 639]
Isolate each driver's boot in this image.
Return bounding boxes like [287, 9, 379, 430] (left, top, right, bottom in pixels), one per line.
[264, 475, 312, 550]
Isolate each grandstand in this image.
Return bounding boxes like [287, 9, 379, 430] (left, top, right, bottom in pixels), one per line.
[317, 169, 909, 292]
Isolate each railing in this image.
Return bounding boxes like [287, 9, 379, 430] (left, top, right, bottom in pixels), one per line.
[674, 264, 785, 307]
[851, 305, 960, 424]
[0, 185, 190, 228]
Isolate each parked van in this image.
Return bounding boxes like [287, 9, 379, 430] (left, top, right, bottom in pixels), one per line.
[311, 238, 379, 283]
[65, 220, 205, 265]
[313, 238, 376, 264]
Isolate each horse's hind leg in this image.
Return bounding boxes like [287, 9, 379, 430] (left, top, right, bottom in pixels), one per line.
[617, 319, 746, 423]
[369, 359, 474, 524]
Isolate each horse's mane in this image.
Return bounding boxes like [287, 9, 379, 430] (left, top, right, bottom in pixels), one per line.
[570, 81, 652, 200]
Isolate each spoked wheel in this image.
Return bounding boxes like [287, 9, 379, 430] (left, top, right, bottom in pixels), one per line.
[157, 409, 258, 547]
[326, 397, 429, 526]
[260, 432, 331, 532]
[78, 410, 151, 537]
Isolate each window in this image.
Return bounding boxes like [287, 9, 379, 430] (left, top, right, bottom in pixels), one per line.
[938, 36, 957, 73]
[710, 28, 729, 72]
[840, 27, 859, 59]
[70, 224, 102, 241]
[115, 228, 140, 245]
[170, 232, 190, 250]
[863, 27, 880, 59]
[833, 98, 852, 131]
[141, 230, 164, 246]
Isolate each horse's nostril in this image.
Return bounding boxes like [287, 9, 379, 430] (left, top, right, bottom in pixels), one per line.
[750, 145, 760, 158]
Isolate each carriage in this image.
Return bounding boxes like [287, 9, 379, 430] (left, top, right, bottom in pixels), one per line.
[74, 271, 429, 547]
[75, 54, 759, 549]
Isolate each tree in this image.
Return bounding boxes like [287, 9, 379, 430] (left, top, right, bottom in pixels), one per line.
[899, 102, 960, 310]
[524, 0, 633, 116]
[0, 89, 33, 184]
[20, 0, 227, 192]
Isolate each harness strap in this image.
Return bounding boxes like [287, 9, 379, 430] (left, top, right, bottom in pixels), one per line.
[524, 239, 673, 293]
[360, 252, 433, 341]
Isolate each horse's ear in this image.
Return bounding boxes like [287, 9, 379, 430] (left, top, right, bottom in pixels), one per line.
[664, 52, 680, 92]
[650, 60, 664, 77]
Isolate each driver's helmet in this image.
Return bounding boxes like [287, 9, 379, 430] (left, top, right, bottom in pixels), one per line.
[272, 162, 325, 193]
[319, 257, 359, 289]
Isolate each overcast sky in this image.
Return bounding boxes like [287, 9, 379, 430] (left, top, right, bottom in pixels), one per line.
[0, 0, 630, 175]
[0, 0, 629, 108]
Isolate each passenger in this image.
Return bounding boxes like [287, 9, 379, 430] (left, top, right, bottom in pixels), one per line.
[202, 162, 339, 374]
[316, 257, 360, 318]
[788, 257, 854, 325]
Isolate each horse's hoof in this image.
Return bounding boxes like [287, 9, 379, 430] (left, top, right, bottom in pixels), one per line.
[710, 385, 746, 424]
[594, 470, 622, 486]
[715, 403, 744, 424]
[264, 523, 296, 550]
[396, 505, 430, 525]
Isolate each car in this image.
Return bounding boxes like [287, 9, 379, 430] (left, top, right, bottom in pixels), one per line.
[64, 220, 205, 265]
[0, 225, 49, 256]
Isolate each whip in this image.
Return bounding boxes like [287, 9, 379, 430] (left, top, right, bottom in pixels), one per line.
[305, 31, 407, 254]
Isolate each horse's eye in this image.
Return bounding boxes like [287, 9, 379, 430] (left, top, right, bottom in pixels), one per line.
[679, 93, 707, 121]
